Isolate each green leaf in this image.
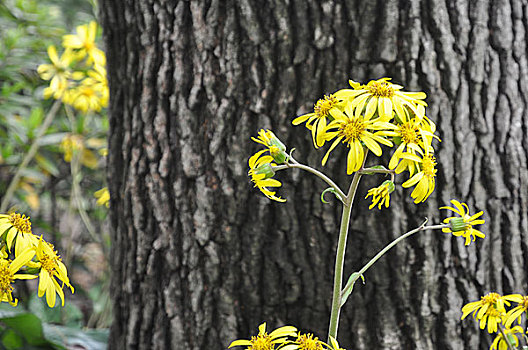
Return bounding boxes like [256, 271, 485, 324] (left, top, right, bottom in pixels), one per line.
[2, 329, 23, 350]
[0, 313, 48, 346]
[43, 324, 109, 350]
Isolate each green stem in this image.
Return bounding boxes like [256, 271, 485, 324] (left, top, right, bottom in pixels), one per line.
[274, 160, 346, 201]
[327, 159, 365, 340]
[355, 221, 445, 282]
[0, 99, 62, 212]
[498, 323, 516, 350]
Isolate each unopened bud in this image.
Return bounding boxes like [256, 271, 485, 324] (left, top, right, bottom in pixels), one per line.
[382, 180, 395, 193]
[255, 163, 275, 179]
[449, 217, 469, 232]
[269, 145, 287, 164]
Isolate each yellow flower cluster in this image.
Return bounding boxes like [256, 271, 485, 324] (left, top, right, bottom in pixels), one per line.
[38, 21, 108, 113]
[228, 323, 346, 350]
[294, 78, 440, 205]
[462, 292, 528, 348]
[0, 212, 73, 307]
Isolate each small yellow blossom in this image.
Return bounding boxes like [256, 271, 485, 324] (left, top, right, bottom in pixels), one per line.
[490, 325, 524, 350]
[251, 129, 287, 164]
[334, 78, 427, 122]
[0, 213, 37, 256]
[400, 148, 436, 203]
[94, 187, 110, 207]
[440, 200, 485, 246]
[504, 294, 528, 328]
[461, 292, 510, 333]
[293, 94, 344, 148]
[365, 181, 394, 210]
[67, 77, 108, 113]
[228, 322, 297, 349]
[248, 150, 285, 202]
[320, 105, 394, 174]
[62, 21, 106, 66]
[37, 46, 74, 98]
[33, 236, 74, 307]
[281, 333, 327, 350]
[0, 250, 38, 306]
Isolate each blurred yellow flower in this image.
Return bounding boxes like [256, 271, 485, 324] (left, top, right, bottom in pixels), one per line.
[67, 77, 108, 113]
[321, 105, 394, 174]
[94, 187, 110, 207]
[37, 45, 77, 99]
[440, 200, 485, 246]
[228, 322, 297, 349]
[60, 134, 98, 169]
[0, 251, 38, 307]
[248, 150, 286, 202]
[62, 21, 106, 66]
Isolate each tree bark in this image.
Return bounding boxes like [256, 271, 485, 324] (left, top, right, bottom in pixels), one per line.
[99, 0, 528, 349]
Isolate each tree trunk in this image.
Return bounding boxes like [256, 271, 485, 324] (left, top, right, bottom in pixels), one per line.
[99, 0, 528, 349]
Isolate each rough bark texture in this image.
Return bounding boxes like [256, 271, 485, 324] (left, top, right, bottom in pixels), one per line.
[99, 0, 528, 349]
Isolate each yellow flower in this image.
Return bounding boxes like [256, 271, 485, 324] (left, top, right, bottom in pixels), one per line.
[251, 129, 287, 164]
[0, 250, 38, 306]
[365, 181, 394, 210]
[440, 200, 485, 246]
[321, 105, 394, 174]
[293, 94, 344, 148]
[490, 325, 524, 350]
[400, 149, 437, 203]
[62, 21, 106, 66]
[461, 292, 509, 333]
[37, 46, 77, 99]
[94, 187, 110, 207]
[504, 294, 528, 328]
[34, 236, 74, 307]
[281, 333, 327, 350]
[228, 322, 297, 349]
[334, 77, 427, 122]
[248, 150, 286, 202]
[60, 134, 98, 169]
[66, 77, 108, 113]
[0, 213, 37, 256]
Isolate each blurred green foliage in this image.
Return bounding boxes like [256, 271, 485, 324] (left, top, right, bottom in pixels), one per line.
[0, 0, 111, 346]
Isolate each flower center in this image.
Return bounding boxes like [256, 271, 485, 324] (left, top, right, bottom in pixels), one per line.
[314, 95, 338, 118]
[269, 145, 280, 157]
[422, 154, 437, 177]
[368, 81, 394, 98]
[249, 333, 272, 350]
[297, 334, 323, 350]
[400, 121, 420, 144]
[40, 252, 59, 273]
[8, 213, 32, 234]
[340, 118, 366, 144]
[520, 296, 528, 309]
[0, 260, 14, 294]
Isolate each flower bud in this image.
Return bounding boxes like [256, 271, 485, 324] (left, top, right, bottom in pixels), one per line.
[449, 217, 469, 232]
[268, 132, 286, 152]
[254, 163, 275, 179]
[381, 180, 395, 193]
[269, 145, 287, 164]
